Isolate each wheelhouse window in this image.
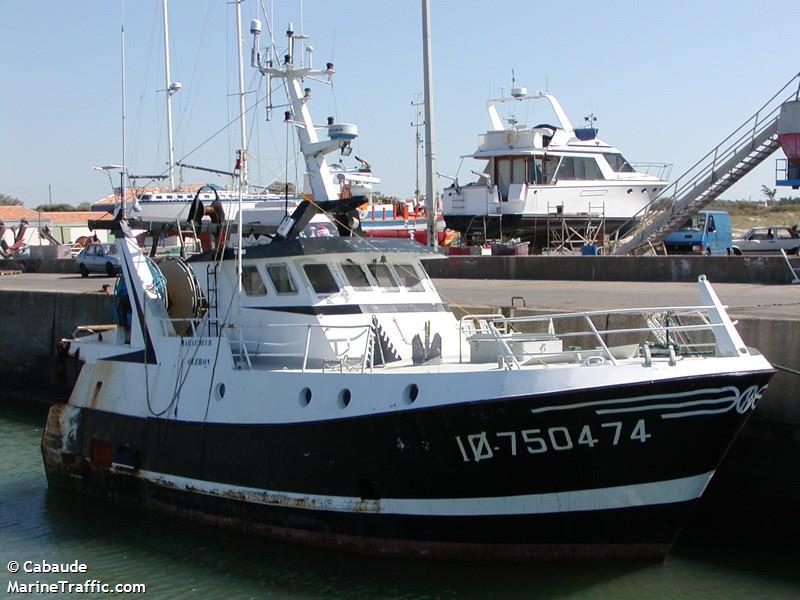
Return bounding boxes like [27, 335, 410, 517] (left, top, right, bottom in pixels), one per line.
[266, 264, 297, 294]
[303, 263, 340, 294]
[604, 153, 635, 173]
[241, 265, 267, 296]
[555, 156, 605, 180]
[528, 156, 560, 185]
[341, 262, 372, 291]
[394, 263, 425, 292]
[368, 263, 399, 291]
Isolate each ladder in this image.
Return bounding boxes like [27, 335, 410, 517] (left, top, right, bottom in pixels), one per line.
[206, 264, 220, 337]
[612, 72, 800, 256]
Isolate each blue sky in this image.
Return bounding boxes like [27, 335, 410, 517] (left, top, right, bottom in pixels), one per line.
[1, 0, 799, 207]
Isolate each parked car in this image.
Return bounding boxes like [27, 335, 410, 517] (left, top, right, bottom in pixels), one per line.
[664, 210, 732, 255]
[76, 242, 121, 277]
[731, 226, 800, 255]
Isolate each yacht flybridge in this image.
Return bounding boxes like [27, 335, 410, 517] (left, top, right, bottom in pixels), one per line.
[443, 86, 669, 244]
[43, 15, 773, 560]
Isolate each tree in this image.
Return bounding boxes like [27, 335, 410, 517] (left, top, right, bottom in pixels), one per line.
[75, 202, 92, 211]
[34, 203, 78, 212]
[0, 193, 22, 206]
[761, 185, 776, 207]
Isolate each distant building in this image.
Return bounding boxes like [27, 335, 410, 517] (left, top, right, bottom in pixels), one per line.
[0, 206, 50, 248]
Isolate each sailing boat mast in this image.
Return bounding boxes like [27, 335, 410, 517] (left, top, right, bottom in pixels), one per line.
[421, 0, 437, 248]
[234, 0, 248, 189]
[161, 0, 179, 191]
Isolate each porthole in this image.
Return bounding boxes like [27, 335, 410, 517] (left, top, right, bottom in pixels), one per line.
[216, 383, 226, 400]
[338, 388, 351, 409]
[403, 383, 419, 405]
[299, 387, 312, 407]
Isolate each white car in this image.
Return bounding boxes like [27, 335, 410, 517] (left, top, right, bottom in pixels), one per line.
[732, 226, 800, 255]
[75, 243, 122, 277]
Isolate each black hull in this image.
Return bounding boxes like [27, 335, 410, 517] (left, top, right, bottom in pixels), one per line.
[42, 371, 772, 560]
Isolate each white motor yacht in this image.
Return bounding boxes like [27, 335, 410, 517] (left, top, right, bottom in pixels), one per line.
[443, 85, 670, 245]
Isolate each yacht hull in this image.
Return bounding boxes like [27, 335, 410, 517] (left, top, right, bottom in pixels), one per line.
[42, 370, 771, 560]
[444, 213, 639, 244]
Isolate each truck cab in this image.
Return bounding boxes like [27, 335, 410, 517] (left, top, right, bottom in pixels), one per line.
[664, 210, 732, 256]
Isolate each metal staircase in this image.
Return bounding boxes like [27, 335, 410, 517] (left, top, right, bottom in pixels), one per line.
[612, 73, 800, 256]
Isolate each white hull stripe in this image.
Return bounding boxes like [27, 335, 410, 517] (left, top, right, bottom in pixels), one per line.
[129, 468, 714, 517]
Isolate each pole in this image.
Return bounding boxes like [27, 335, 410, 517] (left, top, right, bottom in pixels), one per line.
[120, 6, 127, 220]
[411, 94, 424, 209]
[235, 0, 248, 189]
[421, 0, 437, 248]
[161, 0, 175, 190]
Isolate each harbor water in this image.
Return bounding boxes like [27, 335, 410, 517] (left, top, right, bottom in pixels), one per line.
[2, 397, 798, 599]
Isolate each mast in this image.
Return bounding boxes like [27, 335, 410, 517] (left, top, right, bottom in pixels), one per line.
[251, 20, 343, 203]
[161, 0, 177, 191]
[411, 93, 424, 209]
[120, 6, 127, 219]
[235, 0, 248, 189]
[234, 0, 247, 293]
[421, 0, 437, 248]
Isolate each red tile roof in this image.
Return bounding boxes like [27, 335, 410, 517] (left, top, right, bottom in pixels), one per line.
[0, 206, 46, 222]
[42, 211, 114, 224]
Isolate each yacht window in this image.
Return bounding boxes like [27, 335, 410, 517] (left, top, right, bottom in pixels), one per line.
[511, 158, 526, 184]
[394, 263, 425, 292]
[341, 262, 372, 291]
[303, 264, 340, 294]
[266, 264, 297, 294]
[496, 158, 511, 201]
[531, 156, 560, 184]
[604, 153, 635, 173]
[556, 156, 605, 180]
[542, 156, 560, 183]
[368, 263, 399, 291]
[241, 265, 267, 296]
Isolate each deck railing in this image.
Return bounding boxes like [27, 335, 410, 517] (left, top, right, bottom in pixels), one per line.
[458, 304, 728, 370]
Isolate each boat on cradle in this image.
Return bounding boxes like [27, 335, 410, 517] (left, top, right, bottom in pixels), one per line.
[43, 17, 774, 561]
[442, 85, 670, 245]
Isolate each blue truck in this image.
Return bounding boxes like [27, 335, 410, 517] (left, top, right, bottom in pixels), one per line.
[663, 210, 732, 255]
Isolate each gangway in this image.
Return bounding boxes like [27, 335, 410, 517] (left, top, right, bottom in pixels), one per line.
[611, 72, 800, 255]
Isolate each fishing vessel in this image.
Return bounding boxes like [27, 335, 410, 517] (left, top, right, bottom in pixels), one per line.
[442, 83, 670, 245]
[43, 14, 773, 560]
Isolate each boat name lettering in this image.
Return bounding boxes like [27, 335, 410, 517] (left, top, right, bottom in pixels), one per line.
[454, 420, 651, 462]
[186, 358, 211, 366]
[181, 339, 213, 347]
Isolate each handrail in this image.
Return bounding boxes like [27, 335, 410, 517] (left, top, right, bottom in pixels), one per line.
[224, 322, 378, 374]
[609, 72, 800, 254]
[459, 303, 729, 366]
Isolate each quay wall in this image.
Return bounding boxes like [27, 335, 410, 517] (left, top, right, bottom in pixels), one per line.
[0, 290, 112, 402]
[4, 254, 796, 284]
[424, 255, 794, 284]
